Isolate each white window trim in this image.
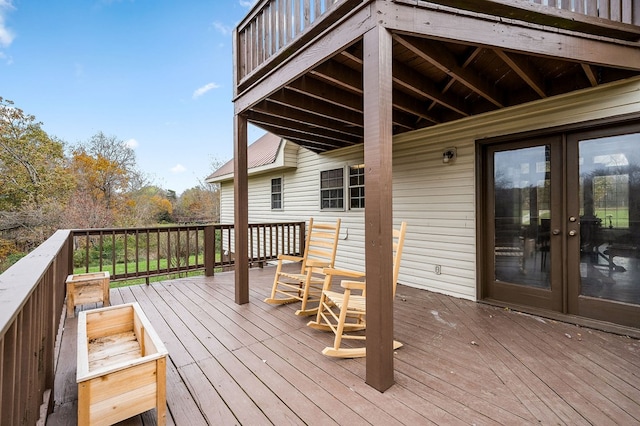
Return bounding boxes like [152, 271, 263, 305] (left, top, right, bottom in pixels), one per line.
[319, 166, 346, 211]
[271, 176, 284, 211]
[348, 163, 365, 210]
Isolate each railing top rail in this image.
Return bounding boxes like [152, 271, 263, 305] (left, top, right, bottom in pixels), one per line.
[0, 229, 71, 337]
[70, 221, 305, 234]
[70, 224, 214, 234]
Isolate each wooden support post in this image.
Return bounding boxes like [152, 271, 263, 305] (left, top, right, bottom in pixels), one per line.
[204, 225, 215, 277]
[363, 24, 394, 392]
[234, 113, 250, 304]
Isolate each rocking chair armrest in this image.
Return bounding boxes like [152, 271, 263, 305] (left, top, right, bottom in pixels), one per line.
[321, 267, 366, 279]
[277, 254, 304, 262]
[341, 280, 366, 291]
[305, 259, 332, 268]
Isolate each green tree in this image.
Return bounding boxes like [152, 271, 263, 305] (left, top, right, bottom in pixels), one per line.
[0, 97, 73, 209]
[0, 98, 73, 259]
[69, 132, 148, 226]
[173, 158, 223, 224]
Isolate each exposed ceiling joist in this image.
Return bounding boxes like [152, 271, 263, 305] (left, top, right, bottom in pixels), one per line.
[493, 49, 547, 98]
[267, 89, 363, 128]
[393, 59, 469, 117]
[286, 76, 362, 113]
[393, 34, 505, 108]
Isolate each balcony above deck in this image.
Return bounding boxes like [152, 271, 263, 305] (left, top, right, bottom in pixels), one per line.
[233, 0, 640, 153]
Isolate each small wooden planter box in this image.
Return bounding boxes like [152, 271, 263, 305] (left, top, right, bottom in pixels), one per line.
[77, 302, 168, 426]
[66, 271, 111, 318]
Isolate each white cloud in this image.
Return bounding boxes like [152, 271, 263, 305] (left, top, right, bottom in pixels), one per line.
[192, 82, 220, 99]
[0, 0, 16, 48]
[170, 164, 186, 174]
[212, 21, 231, 36]
[239, 0, 257, 8]
[125, 138, 138, 149]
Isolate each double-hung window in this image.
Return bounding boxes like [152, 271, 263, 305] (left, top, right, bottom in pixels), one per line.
[320, 165, 365, 210]
[320, 168, 344, 210]
[271, 177, 283, 210]
[349, 164, 365, 209]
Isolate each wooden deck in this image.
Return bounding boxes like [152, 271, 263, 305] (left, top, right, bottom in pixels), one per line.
[48, 264, 640, 425]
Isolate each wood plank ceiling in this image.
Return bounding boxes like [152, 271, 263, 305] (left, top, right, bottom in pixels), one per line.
[245, 33, 640, 153]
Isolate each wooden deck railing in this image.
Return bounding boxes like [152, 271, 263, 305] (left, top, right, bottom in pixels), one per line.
[0, 230, 71, 425]
[235, 0, 345, 83]
[235, 0, 638, 85]
[72, 222, 305, 282]
[529, 0, 636, 23]
[0, 222, 304, 424]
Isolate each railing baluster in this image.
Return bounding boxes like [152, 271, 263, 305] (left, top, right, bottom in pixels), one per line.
[611, 0, 622, 21]
[111, 231, 115, 278]
[84, 232, 90, 273]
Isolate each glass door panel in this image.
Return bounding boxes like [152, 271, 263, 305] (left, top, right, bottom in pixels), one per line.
[485, 137, 562, 312]
[494, 146, 551, 289]
[578, 134, 640, 306]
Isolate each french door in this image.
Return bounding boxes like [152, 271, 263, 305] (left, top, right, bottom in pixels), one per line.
[483, 121, 640, 328]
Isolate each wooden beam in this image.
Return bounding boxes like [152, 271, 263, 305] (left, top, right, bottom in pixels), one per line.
[309, 59, 363, 94]
[392, 59, 470, 116]
[234, 114, 249, 305]
[266, 88, 363, 128]
[234, 4, 374, 113]
[391, 89, 441, 125]
[493, 49, 547, 98]
[286, 75, 362, 113]
[581, 63, 599, 87]
[392, 0, 640, 41]
[393, 34, 504, 107]
[256, 98, 362, 136]
[246, 117, 352, 152]
[429, 46, 482, 111]
[363, 24, 395, 393]
[384, 2, 640, 71]
[247, 107, 362, 144]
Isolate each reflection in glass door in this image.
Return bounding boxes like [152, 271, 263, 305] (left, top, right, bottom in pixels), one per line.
[494, 146, 551, 289]
[572, 132, 640, 324]
[486, 138, 562, 312]
[485, 124, 640, 328]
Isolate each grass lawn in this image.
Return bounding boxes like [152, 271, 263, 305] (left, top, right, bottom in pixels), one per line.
[73, 254, 208, 287]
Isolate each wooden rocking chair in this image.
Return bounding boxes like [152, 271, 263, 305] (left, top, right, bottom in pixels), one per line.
[307, 222, 407, 358]
[264, 218, 341, 316]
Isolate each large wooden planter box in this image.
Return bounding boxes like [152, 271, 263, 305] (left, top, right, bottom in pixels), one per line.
[66, 271, 110, 318]
[77, 302, 168, 426]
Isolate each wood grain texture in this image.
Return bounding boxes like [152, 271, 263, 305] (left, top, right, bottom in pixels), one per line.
[49, 265, 640, 424]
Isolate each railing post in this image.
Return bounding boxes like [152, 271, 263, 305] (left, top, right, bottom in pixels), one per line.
[204, 225, 215, 277]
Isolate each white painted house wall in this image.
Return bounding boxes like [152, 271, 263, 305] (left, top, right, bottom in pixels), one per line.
[219, 77, 640, 301]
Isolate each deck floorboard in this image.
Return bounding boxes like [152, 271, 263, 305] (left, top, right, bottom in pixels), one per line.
[49, 264, 640, 425]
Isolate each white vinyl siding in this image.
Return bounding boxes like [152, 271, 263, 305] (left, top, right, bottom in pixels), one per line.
[219, 77, 640, 301]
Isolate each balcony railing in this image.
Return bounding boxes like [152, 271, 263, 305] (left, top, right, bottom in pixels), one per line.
[0, 221, 304, 424]
[528, 0, 636, 22]
[235, 0, 354, 86]
[235, 0, 639, 88]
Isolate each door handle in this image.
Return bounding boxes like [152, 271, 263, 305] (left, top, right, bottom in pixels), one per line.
[568, 230, 577, 236]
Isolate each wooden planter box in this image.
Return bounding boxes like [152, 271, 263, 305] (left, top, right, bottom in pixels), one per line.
[66, 271, 111, 318]
[77, 302, 168, 426]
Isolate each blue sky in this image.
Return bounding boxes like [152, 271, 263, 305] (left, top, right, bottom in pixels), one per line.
[0, 0, 264, 194]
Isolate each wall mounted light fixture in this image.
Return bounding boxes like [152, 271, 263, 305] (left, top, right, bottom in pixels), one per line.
[443, 147, 457, 164]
